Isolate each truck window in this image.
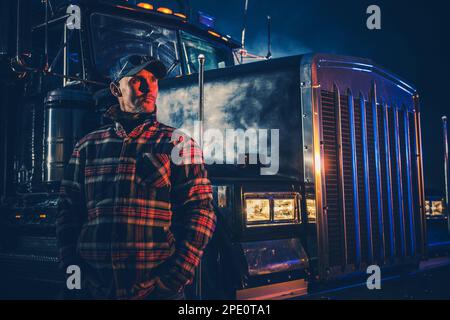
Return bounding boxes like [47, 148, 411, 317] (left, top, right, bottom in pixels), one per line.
[180, 31, 233, 74]
[90, 13, 182, 80]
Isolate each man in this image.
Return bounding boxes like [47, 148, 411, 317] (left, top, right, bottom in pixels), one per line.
[56, 55, 216, 300]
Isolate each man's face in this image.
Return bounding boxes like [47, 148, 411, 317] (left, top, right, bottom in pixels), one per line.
[113, 69, 158, 113]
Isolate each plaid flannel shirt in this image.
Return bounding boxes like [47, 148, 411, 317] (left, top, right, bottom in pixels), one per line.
[56, 105, 216, 299]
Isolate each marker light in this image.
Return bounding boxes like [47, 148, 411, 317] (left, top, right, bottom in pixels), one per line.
[174, 13, 187, 19]
[208, 30, 221, 38]
[157, 7, 173, 15]
[39, 214, 47, 219]
[116, 5, 137, 11]
[137, 3, 154, 10]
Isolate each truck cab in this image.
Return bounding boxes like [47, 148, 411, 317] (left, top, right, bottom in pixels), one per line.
[0, 0, 428, 300]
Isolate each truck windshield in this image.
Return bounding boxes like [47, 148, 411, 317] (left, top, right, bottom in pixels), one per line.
[90, 13, 182, 79]
[180, 31, 233, 74]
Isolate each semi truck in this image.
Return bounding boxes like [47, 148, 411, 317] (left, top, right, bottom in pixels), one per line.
[0, 0, 432, 299]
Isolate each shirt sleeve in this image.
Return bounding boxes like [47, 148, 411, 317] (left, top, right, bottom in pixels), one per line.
[56, 142, 87, 270]
[159, 137, 216, 292]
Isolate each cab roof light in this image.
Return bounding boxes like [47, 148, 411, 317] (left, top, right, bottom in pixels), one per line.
[116, 5, 138, 11]
[208, 30, 221, 38]
[174, 12, 187, 19]
[137, 2, 154, 10]
[157, 7, 173, 15]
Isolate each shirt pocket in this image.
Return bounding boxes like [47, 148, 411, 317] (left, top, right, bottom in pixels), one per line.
[135, 153, 171, 188]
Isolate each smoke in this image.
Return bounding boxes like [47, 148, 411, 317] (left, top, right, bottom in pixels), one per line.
[244, 32, 312, 61]
[157, 73, 276, 163]
[156, 69, 297, 173]
[157, 72, 281, 131]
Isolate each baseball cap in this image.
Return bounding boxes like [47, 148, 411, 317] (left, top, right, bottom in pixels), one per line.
[109, 54, 167, 82]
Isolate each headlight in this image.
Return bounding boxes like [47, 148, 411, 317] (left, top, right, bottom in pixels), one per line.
[425, 201, 431, 214]
[431, 201, 443, 215]
[244, 192, 300, 226]
[245, 199, 270, 222]
[306, 199, 316, 222]
[274, 199, 295, 221]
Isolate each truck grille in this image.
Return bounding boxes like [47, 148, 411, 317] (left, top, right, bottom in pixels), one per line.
[321, 90, 344, 266]
[319, 88, 422, 270]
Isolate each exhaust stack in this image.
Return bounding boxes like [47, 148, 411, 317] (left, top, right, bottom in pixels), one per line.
[442, 116, 449, 231]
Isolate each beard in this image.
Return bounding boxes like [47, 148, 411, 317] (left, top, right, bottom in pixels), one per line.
[122, 96, 156, 113]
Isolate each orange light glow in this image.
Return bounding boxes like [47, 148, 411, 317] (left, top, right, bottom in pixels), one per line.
[116, 5, 138, 11]
[39, 214, 47, 219]
[314, 151, 321, 176]
[137, 3, 154, 10]
[157, 7, 173, 14]
[208, 30, 221, 38]
[174, 12, 187, 19]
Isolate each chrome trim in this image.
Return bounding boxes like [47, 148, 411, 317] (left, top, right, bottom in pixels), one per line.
[383, 103, 396, 259]
[371, 82, 386, 262]
[198, 54, 205, 148]
[334, 84, 348, 266]
[360, 93, 374, 262]
[63, 24, 67, 87]
[317, 58, 416, 96]
[301, 87, 315, 185]
[394, 108, 406, 257]
[413, 95, 427, 256]
[348, 89, 362, 265]
[195, 53, 206, 299]
[403, 110, 416, 255]
[443, 116, 450, 232]
[313, 75, 329, 275]
[302, 54, 329, 277]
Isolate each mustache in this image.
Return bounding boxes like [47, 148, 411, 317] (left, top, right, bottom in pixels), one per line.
[137, 94, 156, 101]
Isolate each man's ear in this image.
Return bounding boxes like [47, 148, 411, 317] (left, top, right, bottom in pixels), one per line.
[110, 82, 122, 98]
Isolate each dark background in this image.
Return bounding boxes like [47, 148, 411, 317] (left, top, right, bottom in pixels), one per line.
[1, 0, 448, 195]
[190, 0, 449, 195]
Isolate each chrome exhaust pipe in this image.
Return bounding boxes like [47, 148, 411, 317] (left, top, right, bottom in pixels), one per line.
[198, 54, 205, 149]
[194, 53, 206, 300]
[442, 115, 449, 230]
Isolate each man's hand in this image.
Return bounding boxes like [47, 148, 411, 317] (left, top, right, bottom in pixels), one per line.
[166, 137, 216, 291]
[154, 275, 181, 293]
[155, 277, 173, 292]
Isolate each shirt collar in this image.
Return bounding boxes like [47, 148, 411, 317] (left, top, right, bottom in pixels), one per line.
[104, 104, 157, 122]
[104, 104, 158, 138]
